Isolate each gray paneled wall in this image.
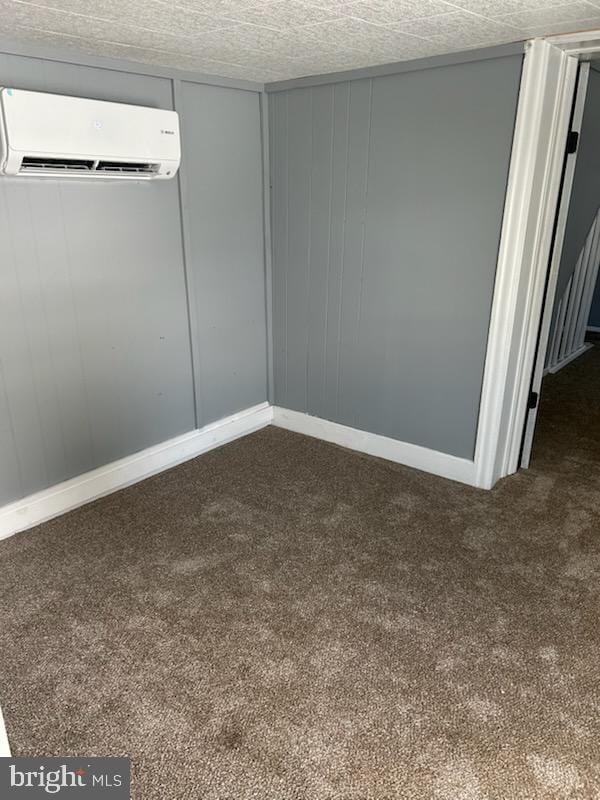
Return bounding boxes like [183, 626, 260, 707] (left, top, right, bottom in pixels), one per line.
[269, 55, 522, 460]
[0, 51, 267, 507]
[177, 81, 267, 425]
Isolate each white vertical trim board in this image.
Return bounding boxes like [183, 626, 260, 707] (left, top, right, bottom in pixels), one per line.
[474, 39, 579, 489]
[272, 407, 477, 487]
[0, 705, 10, 756]
[0, 402, 273, 541]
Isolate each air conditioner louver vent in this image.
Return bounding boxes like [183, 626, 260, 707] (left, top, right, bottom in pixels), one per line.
[96, 160, 159, 175]
[17, 157, 161, 177]
[20, 156, 94, 172]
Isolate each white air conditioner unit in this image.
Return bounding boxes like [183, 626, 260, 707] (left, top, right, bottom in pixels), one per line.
[0, 88, 180, 180]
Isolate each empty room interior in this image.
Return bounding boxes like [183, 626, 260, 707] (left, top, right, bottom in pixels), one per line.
[0, 1, 599, 798]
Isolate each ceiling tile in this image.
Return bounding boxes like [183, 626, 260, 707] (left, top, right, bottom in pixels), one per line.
[87, 39, 276, 79]
[9, 22, 105, 52]
[277, 52, 373, 76]
[4, 1, 206, 47]
[340, 0, 456, 25]
[299, 16, 430, 49]
[392, 9, 522, 41]
[223, 0, 343, 29]
[7, 24, 276, 80]
[11, 0, 228, 34]
[192, 21, 292, 49]
[307, 0, 372, 6]
[2, 0, 599, 84]
[509, 15, 600, 35]
[444, 0, 579, 15]
[166, 0, 265, 14]
[191, 19, 369, 59]
[498, 1, 600, 29]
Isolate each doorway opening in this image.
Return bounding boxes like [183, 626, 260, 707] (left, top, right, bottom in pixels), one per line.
[475, 32, 600, 488]
[519, 52, 600, 470]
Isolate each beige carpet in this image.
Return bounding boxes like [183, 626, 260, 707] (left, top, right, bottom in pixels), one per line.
[1, 344, 599, 799]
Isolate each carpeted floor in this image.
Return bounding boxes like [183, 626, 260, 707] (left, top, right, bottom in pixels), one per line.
[1, 343, 599, 799]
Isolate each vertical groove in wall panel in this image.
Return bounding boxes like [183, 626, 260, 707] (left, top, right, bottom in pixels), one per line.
[172, 78, 201, 430]
[307, 85, 334, 417]
[285, 94, 289, 403]
[285, 88, 313, 412]
[55, 183, 106, 468]
[260, 91, 275, 404]
[322, 82, 350, 422]
[353, 81, 374, 430]
[24, 185, 69, 478]
[29, 180, 95, 480]
[178, 81, 267, 426]
[270, 92, 289, 407]
[304, 90, 314, 413]
[0, 182, 50, 496]
[12, 184, 60, 479]
[337, 79, 373, 429]
[334, 87, 351, 419]
[0, 360, 23, 503]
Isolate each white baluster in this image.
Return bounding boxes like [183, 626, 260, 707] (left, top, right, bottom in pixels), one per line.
[575, 207, 600, 348]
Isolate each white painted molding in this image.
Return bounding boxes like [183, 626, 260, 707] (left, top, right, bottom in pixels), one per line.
[546, 28, 600, 55]
[272, 407, 477, 487]
[0, 705, 10, 757]
[588, 325, 600, 333]
[548, 342, 593, 374]
[0, 402, 273, 540]
[474, 39, 578, 490]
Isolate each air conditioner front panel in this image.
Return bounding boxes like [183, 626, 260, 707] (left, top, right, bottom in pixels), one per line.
[0, 88, 180, 179]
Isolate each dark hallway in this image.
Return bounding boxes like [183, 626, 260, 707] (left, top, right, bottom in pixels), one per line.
[531, 333, 600, 478]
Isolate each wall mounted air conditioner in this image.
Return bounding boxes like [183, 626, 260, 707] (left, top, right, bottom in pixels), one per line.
[0, 88, 180, 180]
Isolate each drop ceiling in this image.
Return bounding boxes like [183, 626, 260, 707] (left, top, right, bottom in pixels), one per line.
[2, 0, 600, 83]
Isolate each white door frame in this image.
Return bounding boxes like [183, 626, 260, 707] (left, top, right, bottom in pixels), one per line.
[521, 62, 590, 468]
[473, 32, 600, 489]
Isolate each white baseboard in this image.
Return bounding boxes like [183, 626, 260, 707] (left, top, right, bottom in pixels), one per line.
[0, 401, 485, 541]
[0, 402, 273, 541]
[587, 325, 600, 333]
[548, 342, 593, 374]
[0, 706, 10, 757]
[272, 407, 477, 487]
